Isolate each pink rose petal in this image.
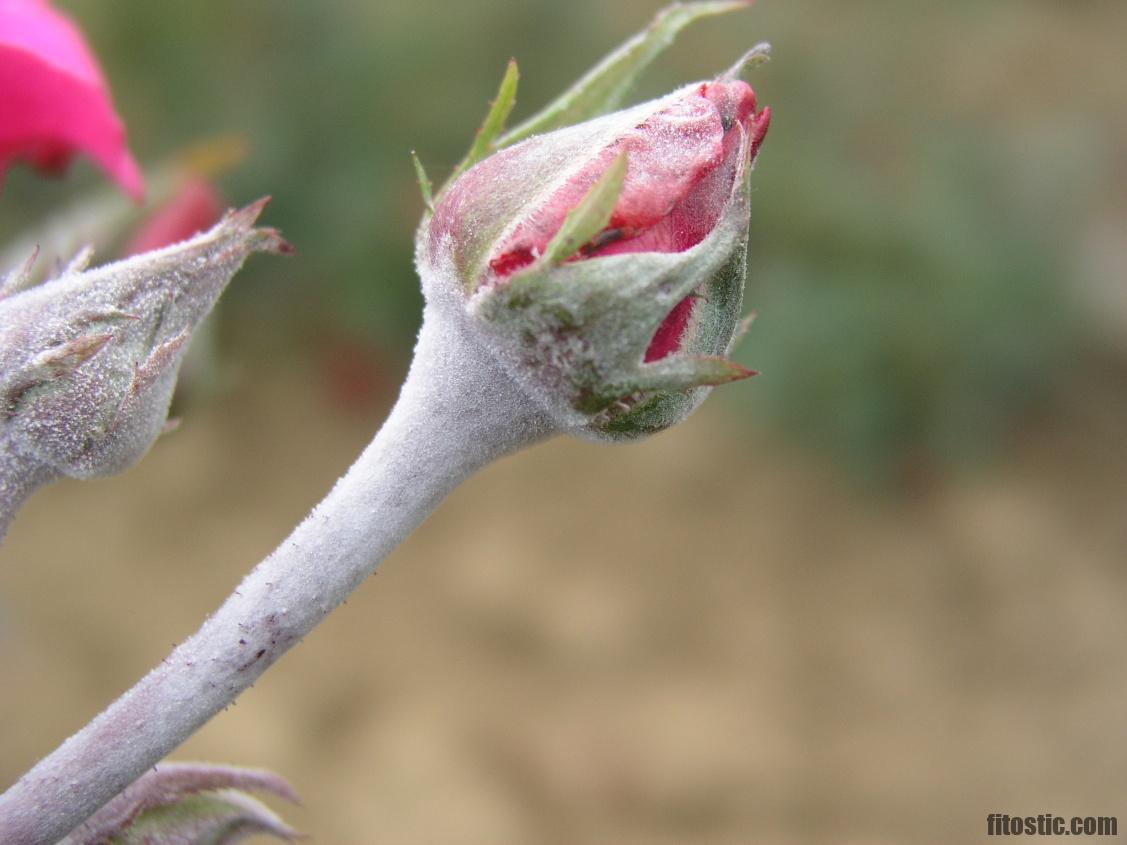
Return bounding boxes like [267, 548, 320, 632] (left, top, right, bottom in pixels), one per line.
[483, 79, 766, 361]
[0, 0, 143, 199]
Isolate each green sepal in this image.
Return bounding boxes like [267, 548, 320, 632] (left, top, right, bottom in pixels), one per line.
[30, 333, 114, 380]
[111, 791, 297, 845]
[60, 245, 95, 276]
[588, 357, 756, 439]
[469, 119, 755, 439]
[3, 333, 113, 421]
[613, 355, 755, 394]
[56, 762, 301, 845]
[475, 189, 748, 425]
[411, 151, 434, 214]
[538, 151, 627, 267]
[576, 355, 754, 418]
[718, 41, 771, 82]
[491, 217, 742, 369]
[447, 59, 520, 188]
[0, 246, 39, 300]
[498, 1, 750, 149]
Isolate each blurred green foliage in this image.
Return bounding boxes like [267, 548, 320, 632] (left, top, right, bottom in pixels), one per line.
[2, 0, 1122, 483]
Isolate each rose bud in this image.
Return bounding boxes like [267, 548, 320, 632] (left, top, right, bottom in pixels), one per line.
[0, 200, 290, 537]
[417, 58, 770, 440]
[0, 0, 143, 199]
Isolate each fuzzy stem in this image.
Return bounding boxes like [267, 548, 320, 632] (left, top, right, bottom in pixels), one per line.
[0, 432, 59, 541]
[0, 306, 555, 845]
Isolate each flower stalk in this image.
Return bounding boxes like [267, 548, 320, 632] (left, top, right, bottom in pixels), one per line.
[0, 302, 555, 845]
[0, 3, 771, 840]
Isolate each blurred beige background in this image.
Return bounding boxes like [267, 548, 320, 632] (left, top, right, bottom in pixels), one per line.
[2, 1, 1126, 843]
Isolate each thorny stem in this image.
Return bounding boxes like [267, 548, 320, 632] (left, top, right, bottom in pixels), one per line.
[0, 306, 555, 845]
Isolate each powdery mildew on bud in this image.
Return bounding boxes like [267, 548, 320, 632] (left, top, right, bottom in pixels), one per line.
[427, 92, 684, 289]
[0, 9, 772, 840]
[418, 78, 768, 441]
[0, 200, 289, 536]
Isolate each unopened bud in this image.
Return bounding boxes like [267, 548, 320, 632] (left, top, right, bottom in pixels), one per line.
[418, 66, 769, 439]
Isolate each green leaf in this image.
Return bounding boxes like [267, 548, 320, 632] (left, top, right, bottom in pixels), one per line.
[498, 1, 749, 148]
[538, 151, 627, 268]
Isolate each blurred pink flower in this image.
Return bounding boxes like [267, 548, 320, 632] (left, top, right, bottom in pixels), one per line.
[0, 0, 143, 198]
[125, 177, 225, 255]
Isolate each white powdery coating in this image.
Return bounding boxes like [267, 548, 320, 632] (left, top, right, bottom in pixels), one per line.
[418, 112, 753, 441]
[0, 202, 285, 537]
[417, 78, 759, 441]
[426, 83, 705, 286]
[0, 304, 556, 845]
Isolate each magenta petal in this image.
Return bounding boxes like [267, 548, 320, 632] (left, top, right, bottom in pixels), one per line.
[0, 0, 143, 199]
[644, 294, 695, 362]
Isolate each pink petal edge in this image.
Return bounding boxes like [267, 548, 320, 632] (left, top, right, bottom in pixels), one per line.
[0, 0, 144, 199]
